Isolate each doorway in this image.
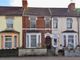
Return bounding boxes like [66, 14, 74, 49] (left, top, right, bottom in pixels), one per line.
[45, 36, 52, 49]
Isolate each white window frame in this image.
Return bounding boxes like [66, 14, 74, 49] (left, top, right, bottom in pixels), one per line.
[29, 16, 37, 28]
[66, 18, 73, 29]
[14, 36, 17, 47]
[44, 16, 51, 28]
[68, 35, 74, 48]
[4, 36, 12, 49]
[26, 33, 41, 48]
[62, 33, 78, 48]
[53, 17, 58, 29]
[6, 17, 13, 29]
[52, 34, 58, 47]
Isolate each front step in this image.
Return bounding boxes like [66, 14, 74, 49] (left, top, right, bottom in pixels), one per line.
[47, 49, 55, 56]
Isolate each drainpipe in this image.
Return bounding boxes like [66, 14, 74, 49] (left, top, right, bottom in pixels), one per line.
[51, 17, 53, 47]
[48, 8, 53, 46]
[77, 17, 79, 45]
[76, 10, 80, 45]
[18, 33, 20, 48]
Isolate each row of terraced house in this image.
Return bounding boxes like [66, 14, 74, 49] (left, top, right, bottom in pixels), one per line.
[0, 0, 80, 56]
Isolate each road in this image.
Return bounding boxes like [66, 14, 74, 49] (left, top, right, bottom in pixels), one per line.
[0, 56, 80, 60]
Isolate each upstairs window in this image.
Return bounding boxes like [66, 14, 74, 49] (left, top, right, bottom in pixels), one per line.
[29, 16, 37, 28]
[53, 18, 58, 29]
[67, 18, 73, 29]
[6, 17, 13, 29]
[44, 17, 51, 28]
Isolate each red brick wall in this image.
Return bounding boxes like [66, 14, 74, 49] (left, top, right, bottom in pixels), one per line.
[23, 16, 45, 28]
[22, 30, 27, 48]
[36, 17, 45, 28]
[22, 16, 30, 28]
[22, 30, 52, 48]
[22, 16, 52, 48]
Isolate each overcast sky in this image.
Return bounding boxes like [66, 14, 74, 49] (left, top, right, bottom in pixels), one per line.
[0, 0, 80, 8]
[28, 0, 80, 8]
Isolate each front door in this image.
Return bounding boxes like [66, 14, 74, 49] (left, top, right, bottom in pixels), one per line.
[45, 36, 51, 49]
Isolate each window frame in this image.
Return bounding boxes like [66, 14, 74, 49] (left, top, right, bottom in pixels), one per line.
[62, 33, 78, 48]
[26, 33, 41, 48]
[6, 16, 13, 29]
[29, 16, 37, 28]
[52, 34, 58, 47]
[14, 36, 17, 47]
[53, 17, 58, 29]
[67, 18, 73, 29]
[44, 17, 51, 28]
[4, 36, 12, 49]
[68, 35, 74, 48]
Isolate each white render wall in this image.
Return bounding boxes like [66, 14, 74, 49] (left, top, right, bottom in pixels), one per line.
[18, 48, 47, 56]
[52, 17, 78, 49]
[78, 18, 80, 44]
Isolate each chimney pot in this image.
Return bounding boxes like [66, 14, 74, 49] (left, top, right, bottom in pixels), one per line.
[22, 0, 28, 10]
[68, 3, 75, 12]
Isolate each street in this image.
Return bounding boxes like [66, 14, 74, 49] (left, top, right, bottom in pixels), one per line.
[0, 57, 80, 60]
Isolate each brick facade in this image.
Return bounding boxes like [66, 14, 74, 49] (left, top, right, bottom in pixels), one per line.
[36, 17, 45, 28]
[22, 16, 52, 48]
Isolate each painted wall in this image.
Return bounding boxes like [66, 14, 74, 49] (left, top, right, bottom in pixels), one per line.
[0, 16, 6, 49]
[52, 17, 78, 49]
[78, 18, 80, 45]
[13, 16, 22, 47]
[0, 16, 22, 49]
[0, 16, 6, 31]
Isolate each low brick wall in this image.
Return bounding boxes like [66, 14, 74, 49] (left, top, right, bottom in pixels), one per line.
[18, 48, 47, 56]
[0, 49, 18, 57]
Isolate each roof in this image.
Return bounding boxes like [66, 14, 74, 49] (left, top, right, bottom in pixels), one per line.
[24, 7, 51, 16]
[50, 8, 78, 17]
[62, 30, 77, 33]
[24, 7, 80, 17]
[0, 29, 19, 33]
[0, 6, 23, 16]
[0, 6, 80, 17]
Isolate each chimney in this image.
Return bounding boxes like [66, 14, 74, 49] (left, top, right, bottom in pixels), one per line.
[68, 3, 75, 12]
[22, 0, 28, 10]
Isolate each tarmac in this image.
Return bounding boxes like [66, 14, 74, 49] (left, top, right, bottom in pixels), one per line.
[0, 56, 80, 60]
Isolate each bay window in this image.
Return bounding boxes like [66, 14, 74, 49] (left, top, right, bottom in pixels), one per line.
[62, 33, 78, 48]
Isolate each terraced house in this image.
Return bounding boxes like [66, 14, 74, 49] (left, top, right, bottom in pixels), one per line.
[51, 3, 79, 50]
[0, 7, 23, 49]
[23, 8, 52, 48]
[22, 0, 80, 55]
[0, 0, 80, 56]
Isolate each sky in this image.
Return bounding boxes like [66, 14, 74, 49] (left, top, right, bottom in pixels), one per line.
[0, 0, 80, 8]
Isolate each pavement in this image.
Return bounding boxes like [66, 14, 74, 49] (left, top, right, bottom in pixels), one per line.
[0, 56, 80, 60]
